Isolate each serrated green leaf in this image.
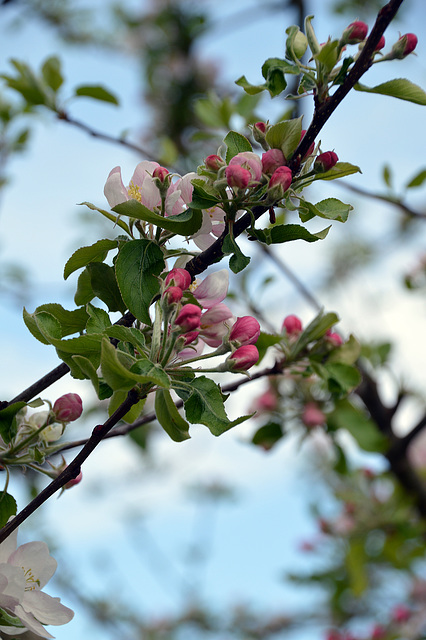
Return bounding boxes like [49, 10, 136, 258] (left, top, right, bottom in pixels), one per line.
[64, 239, 118, 280]
[23, 307, 50, 345]
[174, 376, 251, 436]
[354, 78, 426, 106]
[0, 402, 26, 444]
[327, 334, 361, 365]
[314, 39, 339, 72]
[103, 326, 147, 354]
[74, 84, 119, 105]
[314, 161, 362, 181]
[406, 168, 426, 189]
[71, 355, 100, 395]
[0, 493, 17, 528]
[248, 223, 330, 245]
[324, 362, 362, 393]
[101, 338, 170, 391]
[41, 56, 63, 92]
[86, 304, 111, 334]
[256, 332, 282, 364]
[115, 239, 165, 324]
[112, 200, 202, 236]
[189, 181, 221, 210]
[32, 311, 62, 341]
[222, 234, 250, 273]
[29, 303, 88, 337]
[154, 389, 190, 442]
[224, 131, 252, 162]
[87, 263, 126, 314]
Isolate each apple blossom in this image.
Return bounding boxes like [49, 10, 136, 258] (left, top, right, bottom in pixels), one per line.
[227, 344, 259, 371]
[163, 286, 183, 305]
[267, 166, 292, 200]
[225, 164, 251, 189]
[314, 151, 338, 173]
[341, 21, 368, 45]
[191, 269, 229, 308]
[52, 393, 83, 423]
[228, 151, 263, 183]
[0, 526, 73, 638]
[390, 33, 418, 58]
[229, 316, 261, 346]
[199, 303, 236, 347]
[191, 206, 226, 251]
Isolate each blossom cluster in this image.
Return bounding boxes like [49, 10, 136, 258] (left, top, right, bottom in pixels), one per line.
[160, 268, 260, 372]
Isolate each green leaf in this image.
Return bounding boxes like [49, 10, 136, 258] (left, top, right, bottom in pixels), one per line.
[354, 78, 426, 106]
[235, 75, 268, 96]
[224, 131, 252, 162]
[115, 239, 165, 324]
[71, 355, 100, 395]
[327, 334, 361, 365]
[0, 402, 26, 444]
[101, 338, 170, 391]
[103, 326, 146, 354]
[383, 164, 393, 188]
[189, 181, 221, 210]
[86, 304, 111, 334]
[30, 311, 62, 341]
[251, 422, 283, 450]
[298, 198, 353, 223]
[108, 390, 146, 423]
[248, 223, 330, 245]
[0, 492, 17, 528]
[406, 168, 426, 189]
[314, 40, 339, 72]
[174, 376, 251, 436]
[87, 263, 126, 314]
[23, 307, 50, 345]
[265, 117, 303, 159]
[80, 202, 131, 235]
[1, 59, 53, 107]
[64, 239, 118, 280]
[112, 200, 202, 236]
[255, 332, 282, 364]
[327, 399, 388, 453]
[0, 606, 25, 628]
[41, 56, 63, 92]
[74, 267, 94, 306]
[324, 362, 362, 393]
[154, 389, 190, 442]
[346, 540, 369, 596]
[27, 303, 88, 337]
[74, 84, 119, 105]
[314, 161, 362, 181]
[222, 234, 250, 273]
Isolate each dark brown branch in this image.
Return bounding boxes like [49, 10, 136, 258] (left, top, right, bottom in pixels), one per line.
[0, 387, 143, 544]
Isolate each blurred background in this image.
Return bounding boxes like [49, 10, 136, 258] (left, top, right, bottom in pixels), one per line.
[1, 0, 426, 638]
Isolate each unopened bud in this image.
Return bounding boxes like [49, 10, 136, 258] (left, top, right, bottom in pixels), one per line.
[175, 304, 202, 332]
[53, 393, 83, 423]
[153, 166, 170, 182]
[390, 33, 418, 59]
[326, 330, 343, 347]
[205, 154, 226, 172]
[229, 316, 261, 346]
[227, 345, 259, 371]
[65, 470, 83, 489]
[262, 148, 286, 175]
[165, 268, 191, 290]
[314, 151, 338, 173]
[252, 122, 269, 150]
[374, 36, 386, 51]
[341, 21, 368, 45]
[282, 314, 302, 335]
[267, 166, 292, 201]
[163, 286, 183, 305]
[225, 164, 251, 189]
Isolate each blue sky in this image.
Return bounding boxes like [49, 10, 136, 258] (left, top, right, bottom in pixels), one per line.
[1, 1, 426, 638]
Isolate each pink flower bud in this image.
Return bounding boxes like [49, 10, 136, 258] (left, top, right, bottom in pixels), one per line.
[165, 268, 191, 290]
[392, 33, 418, 58]
[53, 393, 83, 422]
[268, 166, 292, 200]
[392, 605, 411, 623]
[163, 286, 183, 305]
[227, 345, 259, 371]
[252, 122, 267, 146]
[261, 148, 286, 175]
[282, 314, 303, 335]
[175, 304, 202, 332]
[205, 154, 226, 172]
[228, 151, 263, 182]
[302, 402, 326, 428]
[253, 389, 278, 413]
[314, 151, 338, 173]
[229, 316, 261, 346]
[342, 21, 368, 44]
[65, 470, 83, 489]
[254, 122, 266, 134]
[326, 330, 343, 347]
[300, 130, 315, 160]
[153, 166, 170, 182]
[182, 331, 199, 346]
[225, 164, 251, 189]
[371, 625, 386, 640]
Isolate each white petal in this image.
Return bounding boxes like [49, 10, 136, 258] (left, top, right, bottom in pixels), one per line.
[13, 605, 54, 639]
[193, 270, 229, 308]
[103, 168, 129, 208]
[0, 563, 25, 608]
[21, 591, 74, 626]
[0, 527, 17, 564]
[131, 161, 159, 187]
[140, 177, 161, 210]
[9, 542, 57, 589]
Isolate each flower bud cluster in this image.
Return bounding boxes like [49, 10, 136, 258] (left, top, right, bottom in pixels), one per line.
[159, 268, 260, 372]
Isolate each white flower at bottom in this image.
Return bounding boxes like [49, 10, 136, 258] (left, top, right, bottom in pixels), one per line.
[0, 527, 73, 638]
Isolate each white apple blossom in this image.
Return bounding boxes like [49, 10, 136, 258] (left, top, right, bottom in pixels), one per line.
[0, 526, 73, 638]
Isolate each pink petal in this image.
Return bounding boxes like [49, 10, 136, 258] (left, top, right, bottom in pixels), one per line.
[104, 167, 129, 208]
[192, 270, 229, 308]
[131, 161, 159, 187]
